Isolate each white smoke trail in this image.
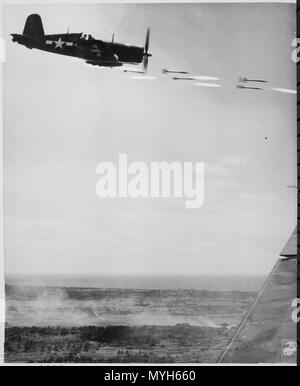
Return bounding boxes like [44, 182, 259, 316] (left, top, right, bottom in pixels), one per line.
[271, 88, 296, 94]
[193, 76, 220, 81]
[194, 82, 222, 88]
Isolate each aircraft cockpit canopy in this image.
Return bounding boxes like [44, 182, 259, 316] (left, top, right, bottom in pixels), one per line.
[80, 33, 95, 41]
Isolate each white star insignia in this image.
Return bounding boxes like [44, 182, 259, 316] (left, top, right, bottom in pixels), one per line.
[54, 38, 65, 49]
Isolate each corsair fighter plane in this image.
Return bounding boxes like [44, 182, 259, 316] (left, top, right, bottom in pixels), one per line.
[11, 14, 151, 71]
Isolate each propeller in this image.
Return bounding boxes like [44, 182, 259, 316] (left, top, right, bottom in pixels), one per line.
[143, 28, 151, 73]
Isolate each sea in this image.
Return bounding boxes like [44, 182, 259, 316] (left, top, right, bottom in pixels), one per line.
[5, 274, 265, 292]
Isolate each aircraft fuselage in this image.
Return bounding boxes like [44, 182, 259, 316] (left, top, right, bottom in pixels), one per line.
[11, 32, 144, 66]
[11, 15, 148, 68]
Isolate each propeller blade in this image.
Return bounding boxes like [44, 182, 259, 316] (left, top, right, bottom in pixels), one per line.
[145, 28, 150, 54]
[143, 55, 149, 73]
[142, 28, 151, 73]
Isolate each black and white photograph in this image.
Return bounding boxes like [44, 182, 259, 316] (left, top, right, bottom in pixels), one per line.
[0, 1, 298, 366]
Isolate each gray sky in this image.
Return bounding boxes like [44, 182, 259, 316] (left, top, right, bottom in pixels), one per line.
[3, 3, 296, 276]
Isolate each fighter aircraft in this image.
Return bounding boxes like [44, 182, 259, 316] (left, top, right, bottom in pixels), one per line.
[239, 77, 268, 83]
[11, 14, 152, 71]
[237, 85, 262, 91]
[162, 69, 189, 75]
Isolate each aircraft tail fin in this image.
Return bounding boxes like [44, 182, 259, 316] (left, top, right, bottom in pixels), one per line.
[23, 14, 44, 41]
